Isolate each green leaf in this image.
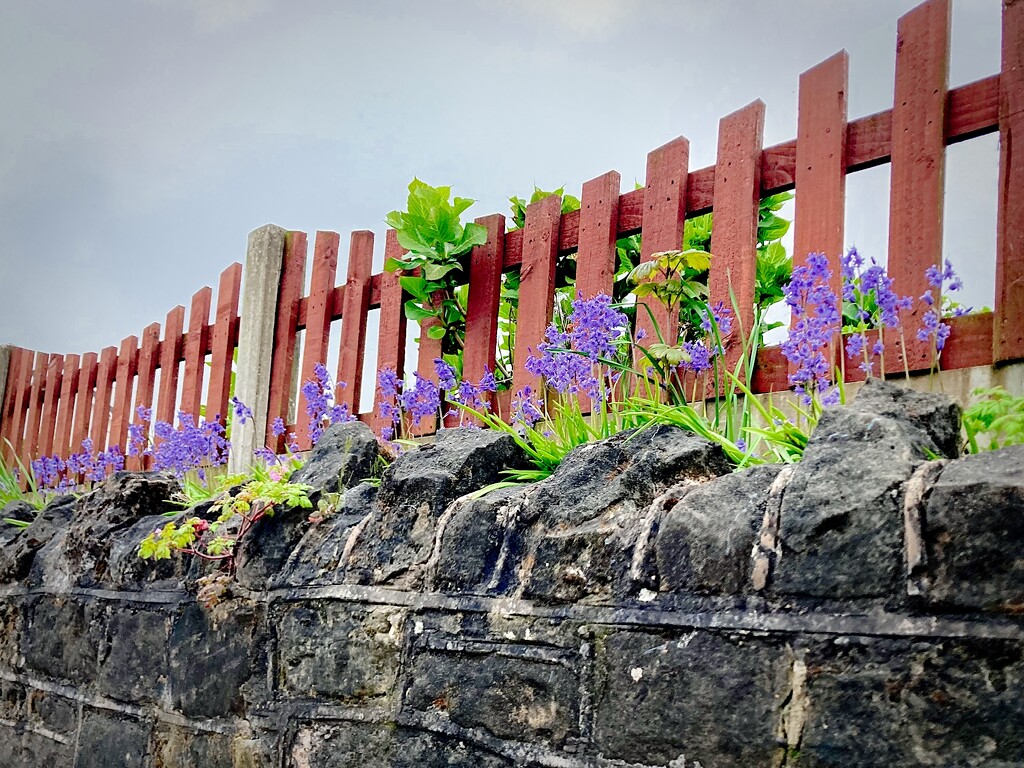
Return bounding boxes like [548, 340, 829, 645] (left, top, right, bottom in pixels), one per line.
[426, 325, 447, 340]
[423, 263, 458, 281]
[399, 275, 429, 300]
[383, 257, 409, 273]
[403, 300, 436, 323]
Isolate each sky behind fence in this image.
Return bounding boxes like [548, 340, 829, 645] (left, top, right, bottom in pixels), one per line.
[0, 0, 1002, 355]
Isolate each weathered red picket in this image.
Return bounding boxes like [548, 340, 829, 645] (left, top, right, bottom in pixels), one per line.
[887, 0, 950, 373]
[265, 231, 308, 448]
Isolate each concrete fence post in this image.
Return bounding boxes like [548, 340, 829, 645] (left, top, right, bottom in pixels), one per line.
[0, 345, 10, 437]
[229, 225, 287, 474]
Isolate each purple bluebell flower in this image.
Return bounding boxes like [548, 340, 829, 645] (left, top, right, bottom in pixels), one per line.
[231, 396, 253, 425]
[512, 386, 543, 429]
[271, 417, 286, 438]
[782, 252, 840, 405]
[400, 373, 441, 427]
[433, 358, 457, 392]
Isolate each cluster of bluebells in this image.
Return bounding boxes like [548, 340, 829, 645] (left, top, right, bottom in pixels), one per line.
[524, 294, 629, 402]
[128, 406, 230, 480]
[31, 439, 125, 494]
[254, 417, 300, 465]
[782, 252, 841, 406]
[376, 362, 498, 441]
[841, 247, 913, 376]
[300, 363, 354, 445]
[918, 259, 969, 355]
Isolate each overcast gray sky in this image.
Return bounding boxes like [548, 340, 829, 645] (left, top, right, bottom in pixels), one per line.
[0, 0, 1003, 370]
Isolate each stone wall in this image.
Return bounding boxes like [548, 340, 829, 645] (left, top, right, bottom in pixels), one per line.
[0, 379, 1022, 767]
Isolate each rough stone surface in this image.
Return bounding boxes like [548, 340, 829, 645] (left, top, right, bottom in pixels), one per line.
[923, 445, 1024, 611]
[774, 379, 959, 599]
[345, 428, 527, 588]
[798, 637, 1024, 766]
[235, 423, 380, 590]
[0, 501, 35, 548]
[431, 425, 732, 604]
[23, 595, 105, 684]
[290, 723, 513, 768]
[406, 647, 580, 748]
[277, 602, 404, 703]
[1, 398, 1023, 767]
[0, 494, 75, 583]
[76, 709, 150, 768]
[593, 629, 786, 765]
[43, 473, 180, 589]
[169, 599, 268, 718]
[272, 482, 377, 587]
[289, 420, 380, 499]
[656, 463, 783, 594]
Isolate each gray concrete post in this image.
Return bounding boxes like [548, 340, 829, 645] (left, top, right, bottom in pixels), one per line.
[0, 345, 10, 438]
[228, 225, 287, 474]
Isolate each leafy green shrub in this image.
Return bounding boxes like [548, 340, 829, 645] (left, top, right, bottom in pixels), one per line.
[963, 387, 1024, 453]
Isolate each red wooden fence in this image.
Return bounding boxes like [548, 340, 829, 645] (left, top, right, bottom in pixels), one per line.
[1, 0, 1020, 468]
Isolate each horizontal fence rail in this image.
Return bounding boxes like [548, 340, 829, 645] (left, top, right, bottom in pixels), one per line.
[1, 0, 1021, 470]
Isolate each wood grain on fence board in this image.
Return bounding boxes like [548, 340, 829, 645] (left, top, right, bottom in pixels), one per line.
[337, 231, 374, 412]
[463, 214, 506, 395]
[637, 138, 689, 357]
[795, 52, 848, 287]
[710, 101, 765, 375]
[23, 352, 48, 461]
[372, 230, 407, 434]
[109, 335, 139, 452]
[0, 348, 26, 463]
[38, 354, 63, 457]
[996, 0, 1024, 362]
[71, 352, 97, 455]
[887, 0, 950, 373]
[296, 230, 339, 449]
[89, 346, 118, 450]
[511, 194, 562, 400]
[181, 287, 213, 422]
[133, 323, 161, 425]
[266, 231, 308, 447]
[206, 263, 242, 426]
[156, 306, 185, 427]
[577, 171, 621, 301]
[54, 353, 81, 459]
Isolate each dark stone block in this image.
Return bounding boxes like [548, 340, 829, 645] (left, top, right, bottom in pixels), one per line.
[98, 606, 168, 702]
[593, 629, 785, 766]
[0, 495, 75, 584]
[923, 445, 1024, 611]
[345, 428, 527, 588]
[516, 425, 731, 603]
[405, 649, 580, 748]
[278, 602, 404, 703]
[23, 595, 104, 684]
[152, 724, 234, 768]
[0, 598, 23, 669]
[1, 501, 35, 548]
[107, 513, 192, 591]
[35, 473, 180, 589]
[799, 637, 1024, 767]
[851, 378, 962, 459]
[169, 599, 266, 718]
[236, 422, 381, 590]
[656, 464, 783, 595]
[774, 380, 957, 599]
[0, 678, 25, 720]
[289, 421, 380, 501]
[290, 723, 512, 768]
[1, 727, 75, 768]
[75, 709, 149, 768]
[271, 482, 377, 588]
[28, 690, 77, 736]
[429, 485, 526, 594]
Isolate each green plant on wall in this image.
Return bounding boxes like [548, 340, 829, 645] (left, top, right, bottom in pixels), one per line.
[384, 179, 489, 358]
